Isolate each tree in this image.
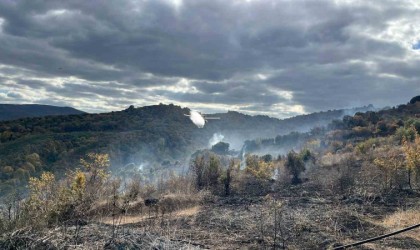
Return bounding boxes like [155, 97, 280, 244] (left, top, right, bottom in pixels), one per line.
[70, 168, 87, 201]
[80, 153, 110, 185]
[25, 153, 42, 169]
[190, 154, 222, 191]
[299, 149, 312, 162]
[206, 155, 222, 188]
[79, 153, 110, 202]
[211, 142, 230, 155]
[222, 160, 235, 196]
[26, 172, 57, 223]
[409, 95, 420, 104]
[373, 148, 404, 190]
[191, 155, 206, 190]
[261, 154, 273, 163]
[1, 166, 14, 179]
[402, 127, 420, 189]
[285, 151, 305, 184]
[245, 155, 274, 180]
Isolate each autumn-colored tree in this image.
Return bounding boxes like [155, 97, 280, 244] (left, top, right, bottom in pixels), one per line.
[19, 153, 110, 227]
[70, 168, 87, 201]
[373, 148, 404, 190]
[245, 155, 275, 180]
[80, 153, 110, 183]
[26, 172, 57, 224]
[402, 126, 420, 189]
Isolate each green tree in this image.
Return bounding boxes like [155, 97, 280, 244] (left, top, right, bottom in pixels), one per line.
[205, 155, 221, 188]
[211, 142, 230, 155]
[285, 151, 305, 184]
[191, 155, 206, 190]
[299, 149, 312, 162]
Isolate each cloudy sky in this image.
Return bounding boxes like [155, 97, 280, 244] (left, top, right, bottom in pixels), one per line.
[0, 0, 419, 117]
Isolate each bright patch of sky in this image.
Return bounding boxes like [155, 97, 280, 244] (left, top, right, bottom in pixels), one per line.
[413, 41, 420, 50]
[0, 17, 4, 33]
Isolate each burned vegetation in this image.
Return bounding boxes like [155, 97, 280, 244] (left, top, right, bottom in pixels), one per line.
[0, 100, 420, 249]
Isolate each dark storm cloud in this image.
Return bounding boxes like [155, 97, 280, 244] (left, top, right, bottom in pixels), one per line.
[0, 0, 419, 116]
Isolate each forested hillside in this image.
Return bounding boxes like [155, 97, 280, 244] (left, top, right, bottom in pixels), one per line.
[0, 103, 384, 196]
[0, 104, 199, 194]
[243, 102, 420, 155]
[205, 105, 375, 147]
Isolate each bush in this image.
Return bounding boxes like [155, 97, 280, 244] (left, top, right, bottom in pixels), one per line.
[395, 126, 416, 142]
[355, 138, 377, 154]
[190, 153, 222, 192]
[245, 155, 275, 180]
[285, 151, 305, 184]
[373, 147, 406, 191]
[402, 129, 420, 189]
[211, 142, 230, 155]
[3, 153, 112, 231]
[409, 95, 420, 104]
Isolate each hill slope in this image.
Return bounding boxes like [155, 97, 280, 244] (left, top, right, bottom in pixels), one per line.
[204, 105, 375, 148]
[0, 103, 377, 195]
[0, 104, 85, 121]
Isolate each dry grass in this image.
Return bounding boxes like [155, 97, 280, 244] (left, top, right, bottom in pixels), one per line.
[382, 208, 420, 241]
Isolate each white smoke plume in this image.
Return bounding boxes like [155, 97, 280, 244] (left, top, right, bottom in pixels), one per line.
[209, 132, 225, 147]
[138, 162, 148, 171]
[240, 145, 247, 170]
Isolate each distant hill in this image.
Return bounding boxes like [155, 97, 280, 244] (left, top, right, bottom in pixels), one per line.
[241, 101, 420, 156]
[0, 104, 85, 121]
[204, 105, 376, 148]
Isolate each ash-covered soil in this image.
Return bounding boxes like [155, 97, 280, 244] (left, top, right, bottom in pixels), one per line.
[0, 223, 203, 250]
[1, 184, 419, 250]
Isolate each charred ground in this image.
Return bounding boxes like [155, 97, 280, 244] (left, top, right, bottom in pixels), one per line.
[0, 99, 419, 249]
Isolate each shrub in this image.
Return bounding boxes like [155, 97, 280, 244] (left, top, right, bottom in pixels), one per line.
[211, 142, 230, 155]
[285, 151, 305, 184]
[190, 153, 222, 192]
[244, 155, 275, 180]
[402, 128, 420, 189]
[373, 147, 406, 190]
[8, 153, 111, 230]
[395, 126, 416, 142]
[355, 138, 377, 154]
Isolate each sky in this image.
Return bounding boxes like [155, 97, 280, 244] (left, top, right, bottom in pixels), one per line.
[0, 0, 419, 118]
